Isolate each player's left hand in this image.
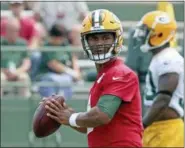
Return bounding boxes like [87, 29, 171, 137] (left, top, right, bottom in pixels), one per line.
[45, 99, 75, 126]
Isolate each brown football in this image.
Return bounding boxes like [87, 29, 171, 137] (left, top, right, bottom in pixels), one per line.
[32, 95, 65, 138]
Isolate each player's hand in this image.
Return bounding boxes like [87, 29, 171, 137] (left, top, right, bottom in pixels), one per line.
[39, 94, 58, 105]
[45, 99, 75, 126]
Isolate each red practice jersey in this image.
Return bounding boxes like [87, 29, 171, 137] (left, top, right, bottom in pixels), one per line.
[87, 57, 143, 147]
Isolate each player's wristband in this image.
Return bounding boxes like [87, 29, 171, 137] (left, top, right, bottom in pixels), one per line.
[69, 113, 81, 127]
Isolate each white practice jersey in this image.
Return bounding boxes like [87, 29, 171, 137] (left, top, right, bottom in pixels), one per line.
[144, 47, 184, 117]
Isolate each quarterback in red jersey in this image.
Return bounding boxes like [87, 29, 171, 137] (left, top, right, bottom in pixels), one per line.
[44, 9, 143, 147]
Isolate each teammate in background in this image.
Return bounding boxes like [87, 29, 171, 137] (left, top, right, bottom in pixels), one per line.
[43, 9, 143, 147]
[133, 11, 184, 147]
[125, 1, 181, 117]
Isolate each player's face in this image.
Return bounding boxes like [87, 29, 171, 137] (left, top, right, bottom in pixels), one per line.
[87, 32, 115, 55]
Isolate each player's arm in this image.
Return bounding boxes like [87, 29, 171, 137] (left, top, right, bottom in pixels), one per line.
[45, 95, 121, 133]
[45, 73, 136, 130]
[74, 95, 122, 128]
[62, 95, 121, 134]
[143, 72, 179, 128]
[71, 74, 137, 128]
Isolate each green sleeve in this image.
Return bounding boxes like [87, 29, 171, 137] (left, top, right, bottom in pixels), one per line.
[97, 95, 122, 119]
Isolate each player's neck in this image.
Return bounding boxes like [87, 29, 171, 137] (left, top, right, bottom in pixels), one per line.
[95, 58, 117, 72]
[95, 64, 104, 73]
[152, 48, 163, 56]
[151, 43, 170, 56]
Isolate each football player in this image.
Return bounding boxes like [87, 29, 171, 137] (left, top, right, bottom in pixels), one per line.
[44, 9, 143, 147]
[133, 11, 184, 147]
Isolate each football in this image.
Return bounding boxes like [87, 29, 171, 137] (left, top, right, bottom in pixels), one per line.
[32, 95, 65, 138]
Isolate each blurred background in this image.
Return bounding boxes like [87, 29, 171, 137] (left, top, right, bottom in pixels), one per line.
[1, 0, 184, 147]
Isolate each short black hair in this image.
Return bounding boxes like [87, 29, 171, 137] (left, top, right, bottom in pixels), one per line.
[49, 24, 66, 37]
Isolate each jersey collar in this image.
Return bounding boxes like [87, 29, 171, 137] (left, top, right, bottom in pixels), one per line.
[98, 57, 123, 75]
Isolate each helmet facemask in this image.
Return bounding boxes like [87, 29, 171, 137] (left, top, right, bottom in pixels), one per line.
[133, 23, 151, 51]
[82, 32, 121, 64]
